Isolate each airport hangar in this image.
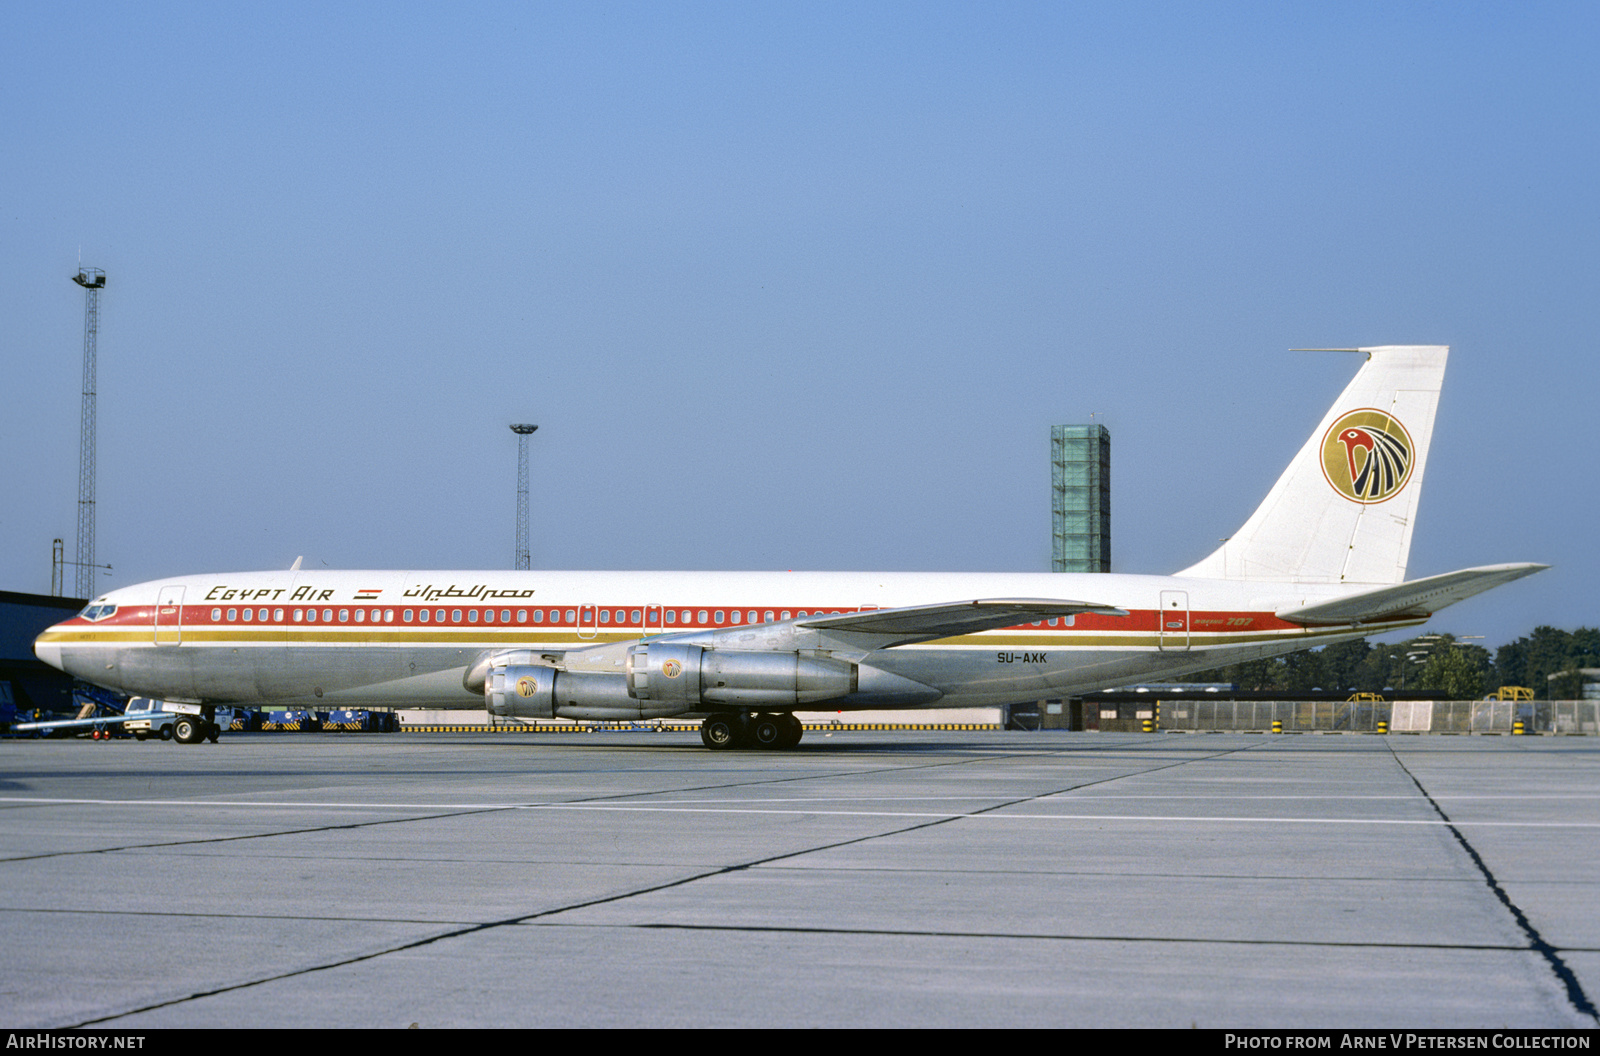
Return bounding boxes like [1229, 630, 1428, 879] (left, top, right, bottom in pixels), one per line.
[0, 590, 82, 726]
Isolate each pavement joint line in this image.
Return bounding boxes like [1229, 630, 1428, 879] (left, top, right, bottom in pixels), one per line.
[5, 795, 1597, 829]
[568, 746, 1090, 803]
[65, 740, 1254, 1026]
[1385, 741, 1600, 1025]
[550, 920, 1600, 954]
[72, 853, 761, 1027]
[0, 743, 1259, 868]
[0, 806, 526, 864]
[0, 747, 1199, 870]
[7, 748, 1057, 861]
[0, 867, 1533, 886]
[13, 902, 1598, 955]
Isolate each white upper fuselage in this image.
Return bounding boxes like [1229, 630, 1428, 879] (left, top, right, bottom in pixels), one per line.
[34, 567, 1407, 711]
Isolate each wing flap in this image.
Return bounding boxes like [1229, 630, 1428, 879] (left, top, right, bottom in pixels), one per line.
[1276, 563, 1548, 626]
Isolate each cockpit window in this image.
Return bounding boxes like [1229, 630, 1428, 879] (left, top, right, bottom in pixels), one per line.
[79, 603, 117, 621]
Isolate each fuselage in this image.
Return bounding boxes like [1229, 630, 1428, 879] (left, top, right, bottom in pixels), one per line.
[34, 568, 1417, 713]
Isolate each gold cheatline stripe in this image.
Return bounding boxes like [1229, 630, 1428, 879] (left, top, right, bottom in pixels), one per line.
[391, 722, 1003, 733]
[41, 616, 1420, 650]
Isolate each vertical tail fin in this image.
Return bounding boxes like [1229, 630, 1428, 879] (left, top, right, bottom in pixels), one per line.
[1177, 345, 1447, 586]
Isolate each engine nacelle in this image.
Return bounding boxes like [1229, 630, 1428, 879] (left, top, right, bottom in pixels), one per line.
[486, 663, 559, 720]
[485, 662, 692, 721]
[629, 644, 858, 707]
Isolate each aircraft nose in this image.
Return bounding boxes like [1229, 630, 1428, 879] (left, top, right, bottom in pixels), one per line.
[34, 629, 63, 672]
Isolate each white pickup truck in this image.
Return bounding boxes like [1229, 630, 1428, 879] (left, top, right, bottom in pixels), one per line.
[120, 698, 180, 741]
[15, 698, 234, 743]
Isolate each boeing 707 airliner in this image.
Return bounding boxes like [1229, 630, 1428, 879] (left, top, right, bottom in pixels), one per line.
[34, 345, 1545, 749]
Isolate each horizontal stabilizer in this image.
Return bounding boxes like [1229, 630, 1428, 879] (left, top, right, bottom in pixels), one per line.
[800, 598, 1127, 646]
[1276, 563, 1548, 626]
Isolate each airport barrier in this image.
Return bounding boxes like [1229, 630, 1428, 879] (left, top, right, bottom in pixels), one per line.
[261, 709, 322, 732]
[1155, 699, 1600, 734]
[1158, 699, 1382, 732]
[323, 709, 398, 732]
[399, 720, 1002, 734]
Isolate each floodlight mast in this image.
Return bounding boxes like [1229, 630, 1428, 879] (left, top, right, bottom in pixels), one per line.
[510, 424, 538, 570]
[72, 268, 105, 600]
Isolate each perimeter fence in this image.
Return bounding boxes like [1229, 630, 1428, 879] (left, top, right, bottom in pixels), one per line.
[1151, 699, 1600, 734]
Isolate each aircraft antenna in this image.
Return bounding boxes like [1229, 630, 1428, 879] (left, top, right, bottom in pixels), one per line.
[510, 424, 538, 570]
[72, 267, 106, 599]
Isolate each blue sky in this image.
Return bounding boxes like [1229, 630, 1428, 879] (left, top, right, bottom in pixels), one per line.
[2, 2, 1594, 651]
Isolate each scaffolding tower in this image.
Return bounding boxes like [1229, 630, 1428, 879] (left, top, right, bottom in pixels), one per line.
[1051, 424, 1110, 573]
[510, 423, 538, 570]
[72, 268, 106, 599]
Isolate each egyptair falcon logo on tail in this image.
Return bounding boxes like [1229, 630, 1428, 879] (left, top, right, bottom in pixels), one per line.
[1321, 409, 1414, 504]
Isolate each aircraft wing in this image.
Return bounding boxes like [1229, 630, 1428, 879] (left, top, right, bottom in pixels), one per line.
[1276, 563, 1548, 626]
[797, 598, 1127, 647]
[464, 598, 1126, 693]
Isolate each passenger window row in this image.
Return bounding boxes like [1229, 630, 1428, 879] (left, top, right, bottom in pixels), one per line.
[198, 606, 864, 627]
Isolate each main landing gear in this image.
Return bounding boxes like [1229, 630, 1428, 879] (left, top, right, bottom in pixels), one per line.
[700, 712, 803, 751]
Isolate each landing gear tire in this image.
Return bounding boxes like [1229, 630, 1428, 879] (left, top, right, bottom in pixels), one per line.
[750, 716, 785, 749]
[700, 713, 747, 750]
[746, 713, 803, 749]
[205, 723, 220, 744]
[173, 716, 202, 744]
[778, 713, 804, 749]
[158, 726, 173, 741]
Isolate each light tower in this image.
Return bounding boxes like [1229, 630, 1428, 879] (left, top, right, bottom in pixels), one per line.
[72, 267, 106, 599]
[510, 424, 538, 570]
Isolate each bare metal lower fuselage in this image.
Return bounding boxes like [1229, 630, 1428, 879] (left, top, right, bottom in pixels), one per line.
[61, 633, 1375, 715]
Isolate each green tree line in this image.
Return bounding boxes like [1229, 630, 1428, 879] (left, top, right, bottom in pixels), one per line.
[1188, 626, 1600, 700]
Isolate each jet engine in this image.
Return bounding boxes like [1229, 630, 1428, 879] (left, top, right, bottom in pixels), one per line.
[477, 642, 940, 720]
